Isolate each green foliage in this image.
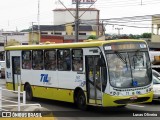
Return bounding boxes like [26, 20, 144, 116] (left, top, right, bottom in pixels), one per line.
[87, 35, 97, 39]
[141, 33, 151, 38]
[129, 34, 141, 39]
[105, 33, 152, 40]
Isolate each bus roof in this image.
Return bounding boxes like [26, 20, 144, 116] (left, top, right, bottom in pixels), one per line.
[5, 39, 146, 51]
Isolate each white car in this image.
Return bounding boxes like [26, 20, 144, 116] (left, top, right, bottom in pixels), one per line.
[152, 69, 160, 79]
[152, 69, 160, 100]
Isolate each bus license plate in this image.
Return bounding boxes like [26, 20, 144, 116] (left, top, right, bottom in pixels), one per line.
[130, 96, 138, 100]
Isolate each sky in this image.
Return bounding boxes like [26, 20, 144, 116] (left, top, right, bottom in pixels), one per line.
[0, 0, 160, 35]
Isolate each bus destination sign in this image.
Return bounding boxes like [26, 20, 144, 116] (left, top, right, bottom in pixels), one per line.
[104, 42, 147, 51]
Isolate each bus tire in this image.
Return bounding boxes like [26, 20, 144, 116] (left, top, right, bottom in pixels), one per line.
[25, 84, 33, 101]
[117, 105, 126, 108]
[76, 90, 87, 110]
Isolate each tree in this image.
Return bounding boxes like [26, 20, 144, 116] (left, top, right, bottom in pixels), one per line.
[129, 34, 141, 39]
[87, 35, 97, 39]
[141, 33, 151, 38]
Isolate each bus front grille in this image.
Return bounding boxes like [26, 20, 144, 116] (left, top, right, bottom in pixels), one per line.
[114, 97, 150, 104]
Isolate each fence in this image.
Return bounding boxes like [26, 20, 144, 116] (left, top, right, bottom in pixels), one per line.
[0, 86, 41, 111]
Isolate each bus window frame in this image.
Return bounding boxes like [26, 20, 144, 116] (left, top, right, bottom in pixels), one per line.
[32, 50, 44, 70]
[57, 49, 71, 71]
[72, 49, 83, 71]
[44, 49, 57, 71]
[22, 50, 32, 70]
[6, 51, 10, 68]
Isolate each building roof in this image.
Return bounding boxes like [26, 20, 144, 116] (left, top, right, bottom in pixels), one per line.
[33, 25, 94, 32]
[33, 25, 65, 31]
[53, 8, 99, 11]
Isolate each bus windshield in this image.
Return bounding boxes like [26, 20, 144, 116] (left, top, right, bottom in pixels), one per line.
[106, 51, 152, 88]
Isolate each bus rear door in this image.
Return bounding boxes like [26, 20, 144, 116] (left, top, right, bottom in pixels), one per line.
[12, 56, 21, 91]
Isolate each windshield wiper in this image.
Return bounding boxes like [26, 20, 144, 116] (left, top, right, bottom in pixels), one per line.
[114, 51, 127, 64]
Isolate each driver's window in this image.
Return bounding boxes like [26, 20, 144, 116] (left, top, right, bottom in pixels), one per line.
[133, 55, 144, 67]
[131, 52, 146, 69]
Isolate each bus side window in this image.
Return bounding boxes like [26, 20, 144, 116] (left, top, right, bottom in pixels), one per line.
[57, 49, 71, 71]
[72, 49, 83, 71]
[44, 50, 56, 70]
[22, 51, 31, 69]
[32, 50, 44, 70]
[6, 51, 10, 68]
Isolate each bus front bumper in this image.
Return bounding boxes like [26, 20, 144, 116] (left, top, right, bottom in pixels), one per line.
[102, 91, 153, 107]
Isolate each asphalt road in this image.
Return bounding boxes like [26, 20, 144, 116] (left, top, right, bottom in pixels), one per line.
[1, 79, 160, 120]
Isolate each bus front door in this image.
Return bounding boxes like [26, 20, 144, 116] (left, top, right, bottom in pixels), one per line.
[86, 56, 102, 105]
[12, 57, 21, 91]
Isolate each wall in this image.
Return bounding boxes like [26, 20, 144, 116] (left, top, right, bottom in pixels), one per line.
[66, 24, 73, 35]
[151, 35, 160, 42]
[7, 33, 29, 45]
[53, 10, 98, 25]
[151, 16, 160, 43]
[40, 35, 64, 43]
[29, 32, 40, 44]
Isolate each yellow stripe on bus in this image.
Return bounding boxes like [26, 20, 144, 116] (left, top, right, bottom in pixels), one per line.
[5, 39, 146, 51]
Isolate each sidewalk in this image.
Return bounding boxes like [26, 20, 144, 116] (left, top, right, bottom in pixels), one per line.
[0, 79, 56, 120]
[0, 78, 6, 86]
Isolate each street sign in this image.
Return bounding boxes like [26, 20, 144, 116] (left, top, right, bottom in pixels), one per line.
[72, 0, 96, 4]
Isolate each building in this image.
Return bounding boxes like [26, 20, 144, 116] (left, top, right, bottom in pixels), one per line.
[53, 8, 99, 25]
[32, 25, 97, 43]
[33, 25, 65, 36]
[150, 15, 160, 50]
[0, 31, 30, 51]
[53, 8, 104, 36]
[151, 15, 160, 43]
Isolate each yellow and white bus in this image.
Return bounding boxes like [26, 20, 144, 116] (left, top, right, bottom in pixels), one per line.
[5, 39, 153, 110]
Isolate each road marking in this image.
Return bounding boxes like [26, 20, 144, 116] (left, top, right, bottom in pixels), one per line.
[128, 104, 145, 108]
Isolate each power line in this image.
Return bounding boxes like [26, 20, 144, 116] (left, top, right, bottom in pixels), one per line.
[79, 0, 98, 19]
[95, 0, 160, 8]
[58, 0, 75, 18]
[79, 14, 160, 29]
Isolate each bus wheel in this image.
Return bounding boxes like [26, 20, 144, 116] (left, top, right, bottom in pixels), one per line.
[77, 90, 87, 110]
[117, 105, 126, 108]
[25, 84, 33, 101]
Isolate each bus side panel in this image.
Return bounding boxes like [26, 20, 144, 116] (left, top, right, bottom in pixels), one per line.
[31, 85, 74, 103]
[21, 70, 58, 87]
[22, 70, 76, 102]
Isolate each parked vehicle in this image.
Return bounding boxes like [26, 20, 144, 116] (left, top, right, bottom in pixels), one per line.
[0, 61, 5, 78]
[152, 69, 160, 100]
[149, 51, 160, 72]
[152, 69, 160, 79]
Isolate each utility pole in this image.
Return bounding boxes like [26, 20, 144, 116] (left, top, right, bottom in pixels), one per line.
[75, 0, 79, 42]
[37, 0, 40, 44]
[115, 28, 123, 35]
[31, 22, 35, 44]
